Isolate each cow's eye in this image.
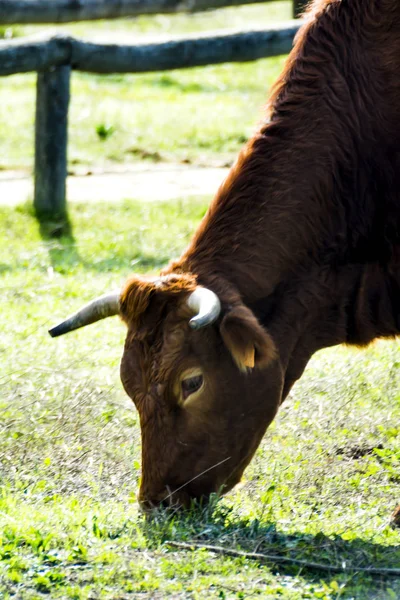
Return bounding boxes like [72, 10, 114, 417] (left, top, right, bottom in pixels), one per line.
[181, 374, 204, 400]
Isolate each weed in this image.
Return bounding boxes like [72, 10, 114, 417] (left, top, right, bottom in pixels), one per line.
[96, 123, 116, 141]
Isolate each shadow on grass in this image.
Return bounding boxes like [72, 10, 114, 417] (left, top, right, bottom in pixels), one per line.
[36, 210, 169, 275]
[143, 506, 400, 591]
[38, 211, 82, 273]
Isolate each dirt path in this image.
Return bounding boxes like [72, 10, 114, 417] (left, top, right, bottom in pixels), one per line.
[0, 164, 230, 206]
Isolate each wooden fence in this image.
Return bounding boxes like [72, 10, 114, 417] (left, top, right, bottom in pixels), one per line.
[0, 0, 308, 23]
[0, 1, 305, 218]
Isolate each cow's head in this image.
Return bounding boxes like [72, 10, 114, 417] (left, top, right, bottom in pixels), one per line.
[49, 272, 283, 509]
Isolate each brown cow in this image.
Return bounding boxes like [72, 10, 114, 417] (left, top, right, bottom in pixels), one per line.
[50, 0, 400, 509]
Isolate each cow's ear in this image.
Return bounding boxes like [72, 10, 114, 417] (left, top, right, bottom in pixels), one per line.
[220, 305, 276, 372]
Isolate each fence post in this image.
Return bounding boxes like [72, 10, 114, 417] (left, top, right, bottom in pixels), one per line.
[293, 0, 307, 17]
[34, 65, 70, 218]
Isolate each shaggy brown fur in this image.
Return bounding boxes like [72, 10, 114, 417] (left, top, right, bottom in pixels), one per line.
[120, 273, 197, 334]
[120, 0, 400, 508]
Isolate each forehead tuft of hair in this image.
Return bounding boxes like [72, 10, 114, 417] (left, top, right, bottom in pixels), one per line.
[120, 272, 198, 328]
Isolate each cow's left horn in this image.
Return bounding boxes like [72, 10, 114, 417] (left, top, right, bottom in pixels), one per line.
[48, 290, 121, 338]
[187, 287, 221, 330]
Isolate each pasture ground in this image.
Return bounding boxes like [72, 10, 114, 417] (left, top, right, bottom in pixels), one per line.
[1, 2, 400, 598]
[0, 164, 229, 206]
[0, 3, 291, 172]
[1, 199, 400, 599]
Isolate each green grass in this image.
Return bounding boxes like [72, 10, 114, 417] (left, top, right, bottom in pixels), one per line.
[8, 2, 293, 38]
[1, 199, 400, 599]
[1, 3, 400, 596]
[0, 3, 291, 170]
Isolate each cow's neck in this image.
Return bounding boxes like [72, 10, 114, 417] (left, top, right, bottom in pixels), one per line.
[174, 108, 398, 305]
[260, 255, 400, 402]
[171, 0, 400, 304]
[175, 127, 340, 301]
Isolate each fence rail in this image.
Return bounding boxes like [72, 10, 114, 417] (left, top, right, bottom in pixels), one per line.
[1, 0, 285, 24]
[0, 0, 304, 218]
[0, 23, 299, 76]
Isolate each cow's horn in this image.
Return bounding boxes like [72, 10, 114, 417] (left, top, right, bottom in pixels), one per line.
[187, 287, 221, 330]
[48, 290, 121, 338]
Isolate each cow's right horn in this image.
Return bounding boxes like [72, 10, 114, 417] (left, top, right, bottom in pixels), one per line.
[187, 287, 221, 330]
[49, 290, 121, 338]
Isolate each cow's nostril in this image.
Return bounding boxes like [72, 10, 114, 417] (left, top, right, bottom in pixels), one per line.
[139, 489, 190, 511]
[139, 497, 160, 512]
[139, 492, 172, 511]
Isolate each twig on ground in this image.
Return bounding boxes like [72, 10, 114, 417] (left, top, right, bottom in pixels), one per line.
[165, 541, 400, 576]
